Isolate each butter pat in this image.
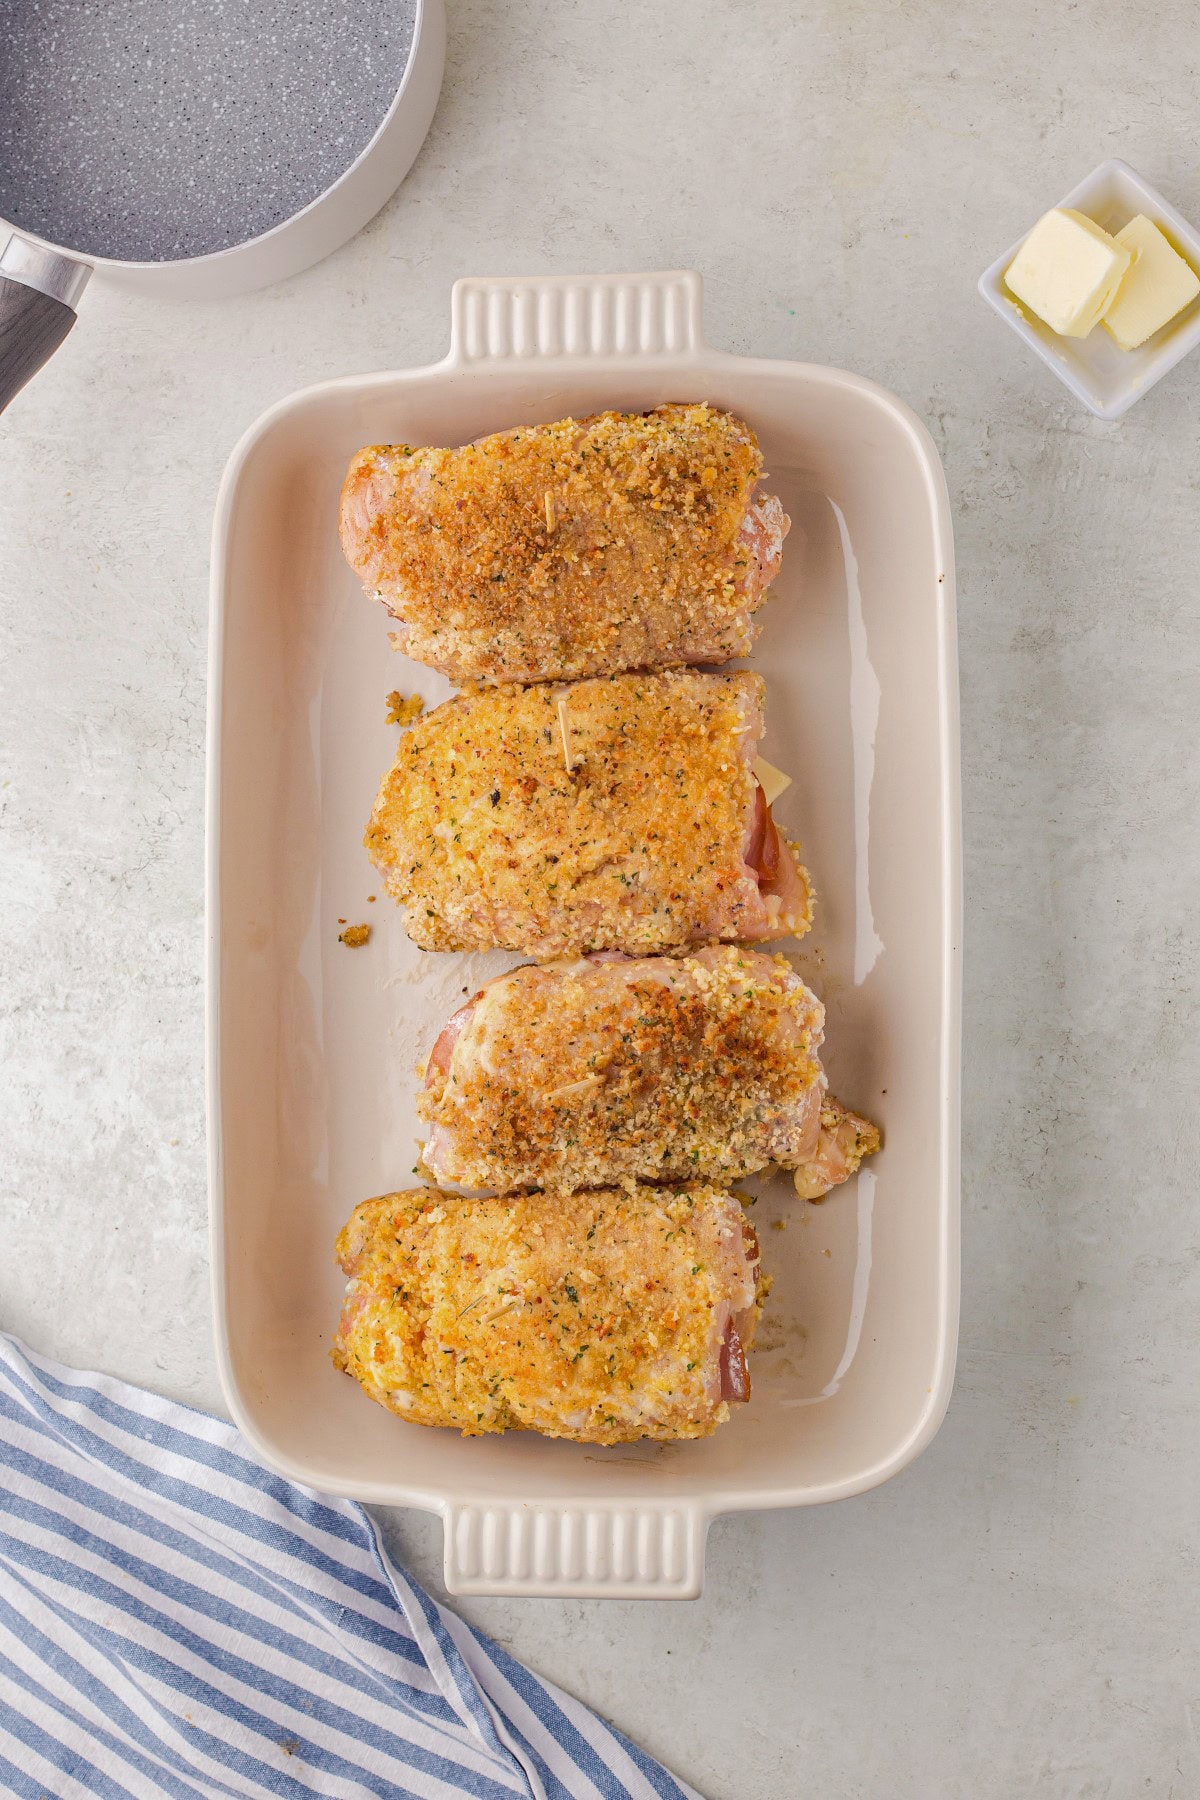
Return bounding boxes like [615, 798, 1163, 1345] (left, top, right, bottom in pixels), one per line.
[1005, 208, 1132, 338]
[1102, 214, 1200, 350]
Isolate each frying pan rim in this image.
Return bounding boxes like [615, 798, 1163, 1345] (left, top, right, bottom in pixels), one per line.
[0, 0, 432, 274]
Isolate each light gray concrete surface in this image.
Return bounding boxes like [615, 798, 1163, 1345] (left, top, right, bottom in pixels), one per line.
[2, 3, 1198, 1795]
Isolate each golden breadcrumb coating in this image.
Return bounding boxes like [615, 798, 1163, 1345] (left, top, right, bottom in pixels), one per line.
[339, 404, 787, 685]
[420, 946, 828, 1191]
[364, 668, 813, 956]
[333, 1186, 763, 1444]
[340, 406, 788, 680]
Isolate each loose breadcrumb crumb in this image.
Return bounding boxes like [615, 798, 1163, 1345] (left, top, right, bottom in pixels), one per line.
[385, 691, 425, 727]
[338, 924, 371, 947]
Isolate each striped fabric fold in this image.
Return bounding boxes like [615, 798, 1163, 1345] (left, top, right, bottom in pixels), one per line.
[0, 1335, 701, 1800]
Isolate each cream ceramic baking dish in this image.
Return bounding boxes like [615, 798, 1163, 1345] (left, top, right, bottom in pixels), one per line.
[207, 270, 961, 1599]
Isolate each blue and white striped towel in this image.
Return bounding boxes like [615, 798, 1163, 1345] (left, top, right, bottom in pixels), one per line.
[0, 1333, 701, 1800]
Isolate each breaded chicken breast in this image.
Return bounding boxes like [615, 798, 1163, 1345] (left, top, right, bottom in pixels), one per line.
[364, 668, 813, 957]
[339, 405, 788, 685]
[333, 1185, 763, 1444]
[419, 946, 877, 1195]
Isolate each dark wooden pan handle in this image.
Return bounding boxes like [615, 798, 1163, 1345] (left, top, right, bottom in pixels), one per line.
[0, 274, 78, 415]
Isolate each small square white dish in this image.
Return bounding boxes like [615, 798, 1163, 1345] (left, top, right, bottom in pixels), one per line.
[978, 158, 1200, 419]
[207, 270, 961, 1599]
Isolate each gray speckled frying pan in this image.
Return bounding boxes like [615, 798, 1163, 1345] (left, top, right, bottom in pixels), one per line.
[0, 0, 444, 413]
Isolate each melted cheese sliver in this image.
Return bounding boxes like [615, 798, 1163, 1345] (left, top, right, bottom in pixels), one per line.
[752, 755, 792, 807]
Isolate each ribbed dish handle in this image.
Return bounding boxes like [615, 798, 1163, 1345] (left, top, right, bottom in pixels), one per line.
[442, 1502, 708, 1599]
[447, 270, 705, 366]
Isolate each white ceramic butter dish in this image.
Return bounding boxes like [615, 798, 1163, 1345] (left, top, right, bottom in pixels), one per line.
[979, 158, 1200, 419]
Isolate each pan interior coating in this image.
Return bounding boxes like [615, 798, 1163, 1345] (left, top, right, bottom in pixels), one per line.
[0, 0, 416, 262]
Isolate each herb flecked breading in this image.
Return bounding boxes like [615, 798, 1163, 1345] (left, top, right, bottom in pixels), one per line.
[333, 1185, 763, 1444]
[420, 946, 828, 1191]
[339, 404, 786, 684]
[364, 667, 814, 956]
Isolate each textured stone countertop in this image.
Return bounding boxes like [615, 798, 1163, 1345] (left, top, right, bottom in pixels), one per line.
[2, 3, 1198, 1794]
